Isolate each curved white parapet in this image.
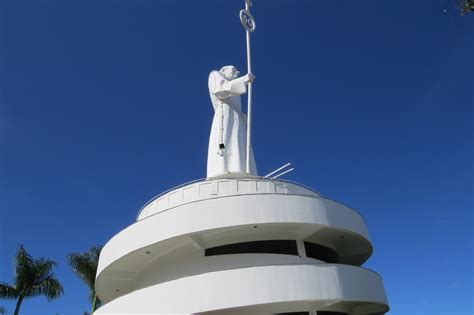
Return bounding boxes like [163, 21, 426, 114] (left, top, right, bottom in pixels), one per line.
[102, 192, 370, 267]
[97, 194, 372, 282]
[136, 178, 322, 221]
[95, 264, 389, 314]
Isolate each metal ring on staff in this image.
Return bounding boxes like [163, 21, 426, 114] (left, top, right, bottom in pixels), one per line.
[240, 10, 256, 32]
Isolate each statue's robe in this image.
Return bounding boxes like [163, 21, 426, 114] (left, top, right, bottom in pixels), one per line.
[207, 71, 257, 178]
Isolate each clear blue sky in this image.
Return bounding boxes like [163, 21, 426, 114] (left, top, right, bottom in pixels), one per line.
[0, 0, 472, 314]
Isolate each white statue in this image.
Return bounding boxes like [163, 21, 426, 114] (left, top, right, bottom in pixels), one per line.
[207, 66, 257, 178]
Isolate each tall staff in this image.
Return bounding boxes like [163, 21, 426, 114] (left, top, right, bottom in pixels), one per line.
[240, 0, 256, 174]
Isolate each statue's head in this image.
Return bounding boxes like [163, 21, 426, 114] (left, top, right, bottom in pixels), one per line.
[219, 66, 240, 80]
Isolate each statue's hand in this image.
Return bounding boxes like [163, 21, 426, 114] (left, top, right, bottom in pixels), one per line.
[243, 73, 256, 84]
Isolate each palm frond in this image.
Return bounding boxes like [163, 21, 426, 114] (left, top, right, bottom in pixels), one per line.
[0, 282, 18, 299]
[458, 0, 474, 14]
[32, 259, 57, 285]
[67, 253, 95, 288]
[67, 245, 102, 292]
[29, 276, 64, 301]
[14, 244, 34, 292]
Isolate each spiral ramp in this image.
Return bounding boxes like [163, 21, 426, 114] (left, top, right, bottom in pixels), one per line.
[94, 177, 389, 314]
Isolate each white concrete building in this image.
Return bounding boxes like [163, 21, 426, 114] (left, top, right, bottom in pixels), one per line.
[95, 2, 389, 314]
[95, 176, 389, 314]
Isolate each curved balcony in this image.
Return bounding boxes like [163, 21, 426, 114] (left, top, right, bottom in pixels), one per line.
[95, 263, 389, 314]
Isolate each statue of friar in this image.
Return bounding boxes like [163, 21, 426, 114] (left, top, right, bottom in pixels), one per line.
[207, 66, 258, 178]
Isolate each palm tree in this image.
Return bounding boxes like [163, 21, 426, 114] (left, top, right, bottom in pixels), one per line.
[67, 246, 102, 314]
[0, 245, 63, 315]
